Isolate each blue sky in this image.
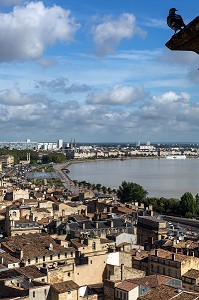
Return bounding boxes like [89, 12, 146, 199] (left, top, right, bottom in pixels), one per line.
[0, 0, 198, 143]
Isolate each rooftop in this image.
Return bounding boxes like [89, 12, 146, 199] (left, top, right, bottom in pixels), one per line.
[51, 280, 79, 293]
[150, 249, 191, 263]
[16, 265, 46, 279]
[138, 285, 199, 300]
[165, 16, 199, 55]
[1, 233, 74, 259]
[183, 269, 199, 279]
[117, 274, 171, 293]
[173, 240, 198, 250]
[116, 281, 138, 292]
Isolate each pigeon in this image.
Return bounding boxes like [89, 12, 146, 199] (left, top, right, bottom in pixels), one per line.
[167, 8, 186, 33]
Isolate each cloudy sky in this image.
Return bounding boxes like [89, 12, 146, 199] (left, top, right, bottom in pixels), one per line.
[0, 0, 198, 143]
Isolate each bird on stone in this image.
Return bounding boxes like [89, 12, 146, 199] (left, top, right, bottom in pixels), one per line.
[167, 8, 186, 33]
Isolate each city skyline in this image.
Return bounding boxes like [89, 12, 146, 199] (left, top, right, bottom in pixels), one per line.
[0, 0, 198, 143]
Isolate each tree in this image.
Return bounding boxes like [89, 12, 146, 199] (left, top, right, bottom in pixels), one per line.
[117, 181, 148, 204]
[96, 183, 102, 192]
[107, 187, 112, 195]
[91, 184, 97, 191]
[86, 182, 92, 190]
[42, 153, 66, 164]
[180, 192, 196, 217]
[102, 186, 107, 194]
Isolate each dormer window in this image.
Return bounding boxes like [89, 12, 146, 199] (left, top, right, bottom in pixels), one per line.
[12, 211, 16, 217]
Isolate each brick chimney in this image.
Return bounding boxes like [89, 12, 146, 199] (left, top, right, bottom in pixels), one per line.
[16, 249, 23, 260]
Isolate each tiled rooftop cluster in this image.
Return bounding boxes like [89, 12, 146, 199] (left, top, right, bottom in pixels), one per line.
[0, 158, 199, 299]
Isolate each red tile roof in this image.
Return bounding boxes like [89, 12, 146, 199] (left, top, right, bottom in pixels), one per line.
[1, 233, 74, 259]
[52, 280, 79, 293]
[117, 281, 138, 291]
[183, 269, 199, 279]
[150, 248, 190, 262]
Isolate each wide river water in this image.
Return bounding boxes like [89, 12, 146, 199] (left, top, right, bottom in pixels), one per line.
[68, 158, 199, 199]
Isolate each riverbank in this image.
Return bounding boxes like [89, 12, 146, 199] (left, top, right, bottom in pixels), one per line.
[53, 158, 120, 195]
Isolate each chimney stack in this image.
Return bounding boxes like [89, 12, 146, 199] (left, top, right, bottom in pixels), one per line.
[172, 253, 175, 260]
[121, 264, 124, 281]
[110, 220, 114, 228]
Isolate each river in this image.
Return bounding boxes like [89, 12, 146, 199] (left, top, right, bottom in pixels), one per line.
[68, 158, 199, 199]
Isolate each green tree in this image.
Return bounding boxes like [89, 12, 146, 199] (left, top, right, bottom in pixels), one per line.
[107, 187, 112, 195]
[102, 186, 107, 194]
[86, 182, 92, 190]
[91, 184, 96, 191]
[42, 153, 66, 164]
[96, 183, 102, 192]
[117, 181, 148, 204]
[180, 192, 196, 216]
[80, 180, 87, 188]
[195, 193, 199, 215]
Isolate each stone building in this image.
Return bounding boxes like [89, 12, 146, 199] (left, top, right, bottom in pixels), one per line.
[0, 266, 50, 300]
[115, 274, 181, 300]
[1, 233, 76, 269]
[103, 250, 146, 300]
[136, 216, 167, 247]
[5, 206, 43, 236]
[4, 188, 29, 202]
[0, 155, 14, 167]
[182, 269, 199, 291]
[50, 280, 79, 300]
[138, 284, 199, 300]
[148, 249, 199, 279]
[0, 233, 117, 288]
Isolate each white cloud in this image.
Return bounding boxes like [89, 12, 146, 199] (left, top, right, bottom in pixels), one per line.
[152, 91, 190, 105]
[0, 1, 80, 62]
[86, 84, 145, 105]
[142, 18, 166, 29]
[92, 13, 146, 55]
[35, 77, 90, 94]
[0, 88, 41, 106]
[0, 85, 198, 142]
[8, 103, 47, 121]
[139, 91, 191, 122]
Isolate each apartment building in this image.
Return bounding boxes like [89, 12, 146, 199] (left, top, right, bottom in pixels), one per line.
[115, 274, 181, 300]
[149, 249, 199, 279]
[137, 216, 167, 246]
[182, 269, 199, 291]
[0, 155, 14, 167]
[1, 233, 76, 269]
